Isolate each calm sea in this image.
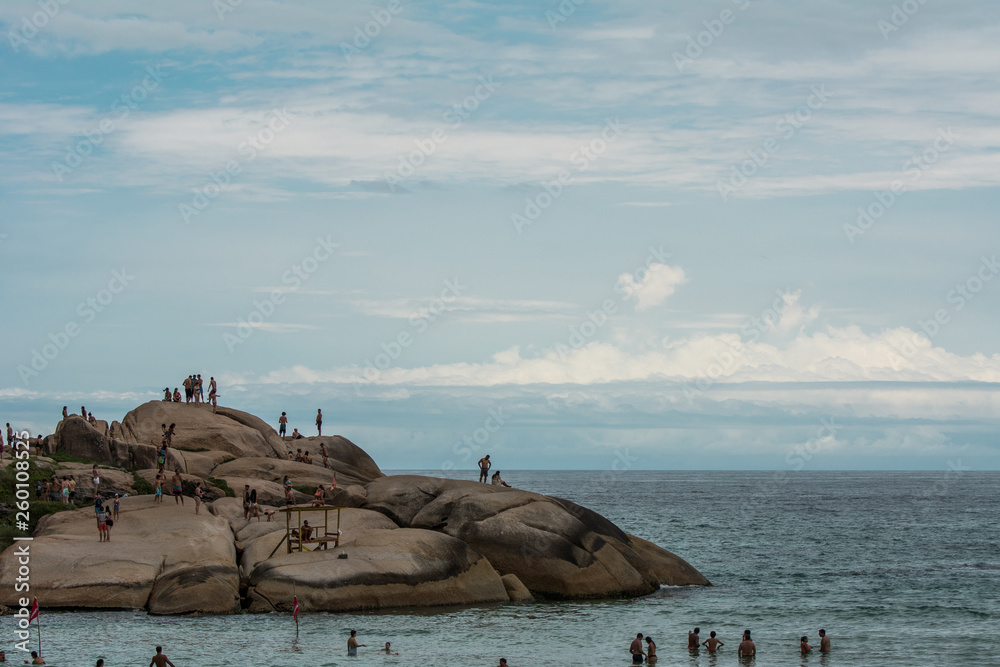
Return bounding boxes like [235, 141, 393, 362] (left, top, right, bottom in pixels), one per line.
[9, 471, 998, 666]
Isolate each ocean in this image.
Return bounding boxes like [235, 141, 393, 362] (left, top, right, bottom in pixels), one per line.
[11, 470, 998, 666]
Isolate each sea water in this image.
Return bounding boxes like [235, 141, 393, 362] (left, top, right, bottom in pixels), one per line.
[8, 471, 998, 666]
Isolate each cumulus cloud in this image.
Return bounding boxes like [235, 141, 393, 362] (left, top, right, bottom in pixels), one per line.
[617, 263, 687, 311]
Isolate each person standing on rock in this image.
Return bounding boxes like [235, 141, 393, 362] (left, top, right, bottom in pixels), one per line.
[478, 454, 491, 482]
[81, 405, 87, 417]
[320, 442, 331, 469]
[243, 485, 252, 520]
[69, 475, 77, 501]
[154, 473, 164, 504]
[149, 646, 175, 667]
[92, 465, 101, 494]
[194, 482, 204, 515]
[96, 504, 109, 542]
[62, 406, 69, 419]
[113, 494, 120, 521]
[347, 630, 365, 656]
[316, 408, 323, 436]
[278, 412, 288, 437]
[207, 377, 218, 413]
[195, 374, 204, 403]
[629, 632, 645, 663]
[183, 376, 193, 403]
[171, 470, 185, 505]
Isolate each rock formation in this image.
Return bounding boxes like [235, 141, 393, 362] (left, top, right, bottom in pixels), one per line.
[0, 400, 710, 615]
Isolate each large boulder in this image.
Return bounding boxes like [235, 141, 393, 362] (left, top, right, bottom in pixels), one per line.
[0, 496, 240, 614]
[277, 435, 384, 483]
[118, 401, 286, 459]
[361, 476, 710, 598]
[245, 526, 509, 612]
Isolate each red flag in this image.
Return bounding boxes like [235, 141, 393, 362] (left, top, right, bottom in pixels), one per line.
[292, 596, 299, 622]
[29, 598, 39, 623]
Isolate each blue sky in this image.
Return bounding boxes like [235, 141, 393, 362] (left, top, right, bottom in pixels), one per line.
[2, 0, 999, 471]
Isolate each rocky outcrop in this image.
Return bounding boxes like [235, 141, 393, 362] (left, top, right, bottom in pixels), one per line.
[0, 496, 239, 614]
[16, 401, 711, 615]
[361, 475, 709, 597]
[246, 526, 509, 612]
[118, 401, 285, 459]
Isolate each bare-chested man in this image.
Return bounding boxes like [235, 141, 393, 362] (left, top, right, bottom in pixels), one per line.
[701, 630, 724, 652]
[737, 631, 756, 659]
[171, 470, 184, 505]
[149, 646, 175, 667]
[629, 633, 645, 664]
[478, 454, 491, 483]
[818, 629, 830, 652]
[183, 376, 192, 403]
[320, 442, 330, 468]
[688, 628, 700, 650]
[316, 409, 322, 436]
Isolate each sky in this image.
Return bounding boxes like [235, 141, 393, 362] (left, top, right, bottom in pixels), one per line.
[1, 0, 999, 471]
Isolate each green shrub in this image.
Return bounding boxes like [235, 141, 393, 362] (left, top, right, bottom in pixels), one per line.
[207, 477, 235, 497]
[132, 472, 154, 495]
[48, 450, 99, 465]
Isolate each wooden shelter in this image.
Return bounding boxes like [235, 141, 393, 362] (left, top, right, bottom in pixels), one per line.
[270, 505, 344, 556]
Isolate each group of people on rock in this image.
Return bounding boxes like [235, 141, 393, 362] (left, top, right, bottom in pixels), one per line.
[477, 454, 512, 487]
[163, 374, 218, 412]
[277, 409, 325, 439]
[288, 442, 335, 470]
[628, 627, 831, 662]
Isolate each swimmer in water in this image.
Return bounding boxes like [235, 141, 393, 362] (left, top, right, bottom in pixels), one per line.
[800, 636, 812, 653]
[702, 630, 724, 652]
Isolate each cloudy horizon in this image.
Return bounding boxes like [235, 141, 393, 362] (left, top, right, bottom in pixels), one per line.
[2, 0, 998, 471]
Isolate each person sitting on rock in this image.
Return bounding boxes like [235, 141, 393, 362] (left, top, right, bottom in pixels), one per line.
[312, 485, 325, 506]
[302, 451, 313, 465]
[291, 428, 304, 439]
[491, 471, 511, 487]
[172, 388, 181, 403]
[163, 388, 171, 401]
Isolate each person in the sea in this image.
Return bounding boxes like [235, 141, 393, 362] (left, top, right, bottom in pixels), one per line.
[348, 630, 365, 656]
[800, 636, 812, 653]
[25, 650, 44, 664]
[490, 471, 511, 487]
[645, 636, 657, 663]
[381, 642, 398, 655]
[818, 629, 830, 652]
[629, 632, 645, 663]
[496, 660, 508, 667]
[688, 627, 700, 649]
[702, 630, 724, 652]
[478, 454, 491, 482]
[171, 469, 184, 505]
[149, 645, 175, 667]
[737, 630, 755, 658]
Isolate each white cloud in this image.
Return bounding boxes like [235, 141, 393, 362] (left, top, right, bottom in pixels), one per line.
[616, 263, 687, 311]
